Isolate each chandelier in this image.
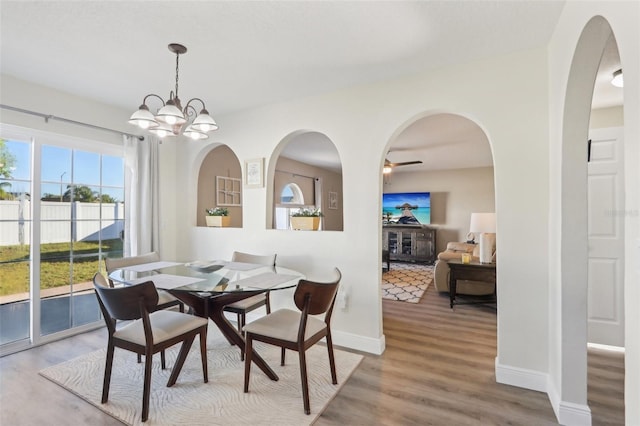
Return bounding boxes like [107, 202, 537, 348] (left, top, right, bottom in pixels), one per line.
[128, 43, 218, 140]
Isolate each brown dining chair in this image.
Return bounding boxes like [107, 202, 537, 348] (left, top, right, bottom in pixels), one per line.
[223, 251, 276, 360]
[92, 273, 208, 423]
[105, 252, 184, 313]
[243, 268, 341, 415]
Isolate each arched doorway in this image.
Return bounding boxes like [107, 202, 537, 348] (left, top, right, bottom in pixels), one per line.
[555, 16, 626, 424]
[380, 111, 496, 318]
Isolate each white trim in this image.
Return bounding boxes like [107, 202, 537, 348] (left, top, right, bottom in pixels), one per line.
[496, 358, 593, 425]
[332, 329, 385, 355]
[548, 381, 592, 426]
[495, 357, 548, 392]
[587, 342, 625, 353]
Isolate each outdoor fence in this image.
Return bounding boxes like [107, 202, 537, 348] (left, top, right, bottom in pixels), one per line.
[0, 200, 124, 245]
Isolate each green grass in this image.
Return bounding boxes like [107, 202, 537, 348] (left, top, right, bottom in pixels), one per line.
[0, 239, 123, 296]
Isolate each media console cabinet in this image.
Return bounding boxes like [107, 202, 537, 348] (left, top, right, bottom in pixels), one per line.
[382, 225, 436, 264]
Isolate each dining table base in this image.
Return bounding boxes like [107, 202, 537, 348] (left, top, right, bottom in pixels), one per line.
[168, 289, 279, 381]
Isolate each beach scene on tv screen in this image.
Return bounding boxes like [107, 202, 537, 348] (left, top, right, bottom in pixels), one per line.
[382, 192, 431, 225]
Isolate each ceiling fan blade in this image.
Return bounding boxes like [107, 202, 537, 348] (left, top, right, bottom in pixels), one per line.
[388, 160, 423, 167]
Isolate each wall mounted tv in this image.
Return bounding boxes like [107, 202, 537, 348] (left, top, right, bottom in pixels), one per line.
[382, 192, 431, 225]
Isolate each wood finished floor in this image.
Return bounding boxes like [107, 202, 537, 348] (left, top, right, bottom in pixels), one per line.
[0, 286, 624, 425]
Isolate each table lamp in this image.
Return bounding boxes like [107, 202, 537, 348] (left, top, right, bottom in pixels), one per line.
[469, 212, 496, 263]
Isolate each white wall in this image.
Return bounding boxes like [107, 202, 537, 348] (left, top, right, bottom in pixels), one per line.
[590, 105, 624, 129]
[384, 167, 495, 254]
[548, 2, 639, 424]
[175, 46, 550, 370]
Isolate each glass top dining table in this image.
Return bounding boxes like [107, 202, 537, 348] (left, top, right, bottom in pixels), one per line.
[108, 260, 302, 295]
[108, 260, 304, 381]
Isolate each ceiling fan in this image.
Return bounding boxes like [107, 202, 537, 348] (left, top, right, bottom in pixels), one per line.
[383, 158, 423, 174]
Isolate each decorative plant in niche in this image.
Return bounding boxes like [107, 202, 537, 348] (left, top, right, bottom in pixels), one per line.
[206, 207, 229, 216]
[205, 207, 230, 227]
[290, 208, 323, 230]
[291, 208, 323, 217]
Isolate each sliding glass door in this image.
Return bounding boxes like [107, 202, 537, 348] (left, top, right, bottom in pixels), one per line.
[0, 126, 125, 354]
[0, 137, 31, 346]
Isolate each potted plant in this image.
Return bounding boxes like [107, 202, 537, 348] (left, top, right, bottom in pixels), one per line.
[290, 208, 323, 231]
[205, 207, 231, 227]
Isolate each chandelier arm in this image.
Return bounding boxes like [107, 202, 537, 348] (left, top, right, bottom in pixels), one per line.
[183, 98, 207, 114]
[184, 103, 198, 120]
[142, 93, 166, 107]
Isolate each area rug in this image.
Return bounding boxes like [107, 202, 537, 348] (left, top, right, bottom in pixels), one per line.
[382, 262, 433, 303]
[39, 327, 363, 426]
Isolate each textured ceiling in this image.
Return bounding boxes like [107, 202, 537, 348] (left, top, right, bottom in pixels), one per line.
[1, 1, 621, 172]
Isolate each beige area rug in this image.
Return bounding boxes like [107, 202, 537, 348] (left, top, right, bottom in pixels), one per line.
[39, 327, 363, 426]
[382, 262, 434, 303]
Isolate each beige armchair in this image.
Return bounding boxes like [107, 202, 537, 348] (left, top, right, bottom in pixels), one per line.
[433, 242, 495, 295]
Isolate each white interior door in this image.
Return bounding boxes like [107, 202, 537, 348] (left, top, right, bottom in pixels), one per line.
[587, 127, 625, 347]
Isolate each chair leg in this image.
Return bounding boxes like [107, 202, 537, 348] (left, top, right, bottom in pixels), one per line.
[236, 313, 242, 333]
[326, 331, 338, 385]
[281, 347, 286, 366]
[178, 301, 184, 313]
[137, 353, 142, 363]
[101, 341, 115, 403]
[199, 327, 208, 383]
[243, 334, 253, 393]
[142, 349, 153, 422]
[167, 334, 196, 387]
[239, 313, 246, 361]
[265, 292, 271, 314]
[298, 350, 311, 415]
[161, 350, 166, 370]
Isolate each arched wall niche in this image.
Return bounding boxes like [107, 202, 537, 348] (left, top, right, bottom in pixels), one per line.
[266, 130, 343, 231]
[196, 144, 243, 228]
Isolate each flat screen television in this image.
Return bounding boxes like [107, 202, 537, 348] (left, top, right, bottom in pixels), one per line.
[382, 192, 431, 225]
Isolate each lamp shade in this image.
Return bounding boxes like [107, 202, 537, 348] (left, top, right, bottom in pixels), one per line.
[191, 110, 218, 132]
[128, 106, 158, 129]
[469, 213, 496, 233]
[183, 125, 209, 140]
[149, 122, 175, 138]
[155, 103, 186, 126]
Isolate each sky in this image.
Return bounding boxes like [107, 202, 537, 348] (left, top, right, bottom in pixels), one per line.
[2, 139, 124, 201]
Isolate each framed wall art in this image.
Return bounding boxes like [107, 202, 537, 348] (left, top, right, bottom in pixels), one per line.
[328, 191, 338, 210]
[244, 158, 264, 188]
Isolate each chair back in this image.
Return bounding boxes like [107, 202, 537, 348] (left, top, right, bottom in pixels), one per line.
[231, 251, 276, 266]
[105, 251, 161, 273]
[93, 273, 159, 321]
[293, 268, 341, 316]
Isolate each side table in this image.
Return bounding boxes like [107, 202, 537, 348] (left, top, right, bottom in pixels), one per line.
[448, 260, 497, 308]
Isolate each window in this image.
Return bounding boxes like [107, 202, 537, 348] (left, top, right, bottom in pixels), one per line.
[275, 183, 310, 230]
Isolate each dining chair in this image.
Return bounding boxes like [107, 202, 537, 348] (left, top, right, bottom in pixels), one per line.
[105, 252, 185, 313]
[93, 273, 208, 423]
[243, 268, 341, 415]
[223, 251, 276, 360]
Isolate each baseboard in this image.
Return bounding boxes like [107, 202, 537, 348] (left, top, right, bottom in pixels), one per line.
[332, 329, 386, 355]
[495, 357, 548, 392]
[547, 381, 592, 426]
[496, 358, 592, 425]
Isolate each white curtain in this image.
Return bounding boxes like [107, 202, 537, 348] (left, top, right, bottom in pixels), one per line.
[123, 135, 161, 257]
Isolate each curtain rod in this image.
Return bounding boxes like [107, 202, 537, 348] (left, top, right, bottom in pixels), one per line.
[1, 104, 144, 141]
[274, 169, 317, 180]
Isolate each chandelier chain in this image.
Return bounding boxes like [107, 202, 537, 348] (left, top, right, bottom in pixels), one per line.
[174, 50, 180, 100]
